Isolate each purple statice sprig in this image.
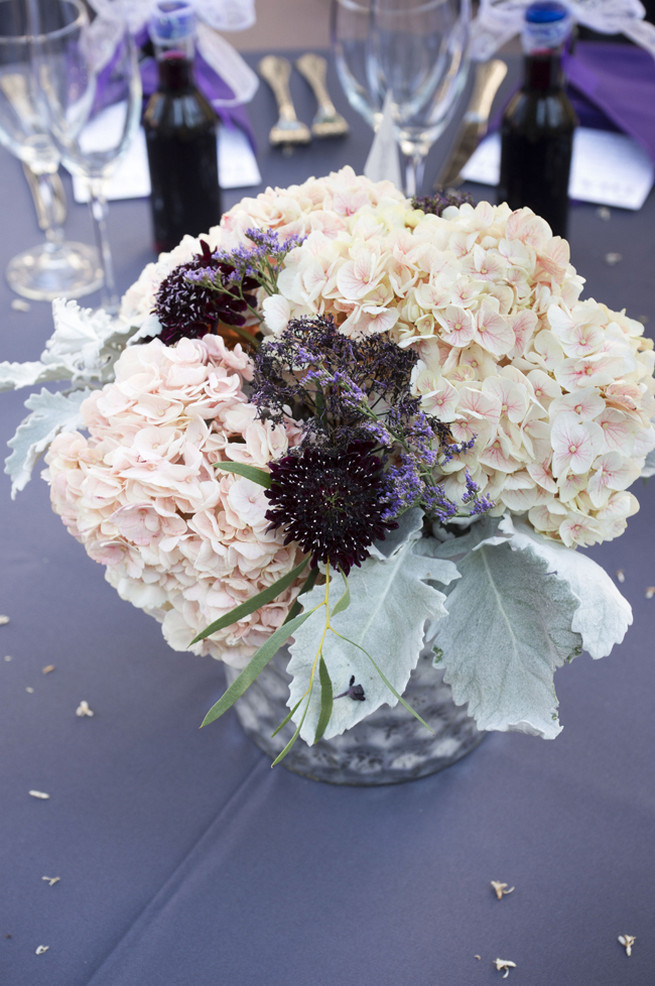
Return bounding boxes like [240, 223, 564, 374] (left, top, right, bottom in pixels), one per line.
[412, 189, 475, 216]
[150, 230, 304, 348]
[251, 314, 420, 430]
[216, 227, 305, 297]
[251, 315, 493, 548]
[186, 227, 305, 324]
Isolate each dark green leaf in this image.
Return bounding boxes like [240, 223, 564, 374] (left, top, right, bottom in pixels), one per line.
[213, 461, 271, 488]
[271, 697, 304, 737]
[270, 718, 304, 767]
[330, 570, 350, 618]
[271, 690, 313, 766]
[191, 557, 308, 644]
[200, 608, 316, 727]
[314, 655, 333, 743]
[284, 564, 320, 624]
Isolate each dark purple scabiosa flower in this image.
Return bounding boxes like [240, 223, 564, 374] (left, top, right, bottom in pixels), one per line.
[256, 314, 492, 566]
[412, 189, 475, 217]
[153, 240, 259, 347]
[265, 441, 398, 576]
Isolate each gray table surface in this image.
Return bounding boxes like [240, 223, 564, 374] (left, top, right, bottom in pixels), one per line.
[1, 49, 655, 986]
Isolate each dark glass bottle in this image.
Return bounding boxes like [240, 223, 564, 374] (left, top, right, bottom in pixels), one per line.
[143, 1, 221, 254]
[498, 1, 578, 237]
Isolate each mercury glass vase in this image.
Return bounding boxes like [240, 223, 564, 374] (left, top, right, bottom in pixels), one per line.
[225, 645, 485, 785]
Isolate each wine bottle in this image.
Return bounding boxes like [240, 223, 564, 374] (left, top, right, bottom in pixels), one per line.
[498, 1, 578, 238]
[143, 0, 221, 254]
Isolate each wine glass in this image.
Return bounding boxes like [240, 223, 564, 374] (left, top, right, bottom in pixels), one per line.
[331, 0, 382, 132]
[0, 0, 102, 302]
[369, 0, 471, 197]
[30, 0, 142, 314]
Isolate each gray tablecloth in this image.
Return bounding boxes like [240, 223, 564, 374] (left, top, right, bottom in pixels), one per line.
[1, 50, 654, 986]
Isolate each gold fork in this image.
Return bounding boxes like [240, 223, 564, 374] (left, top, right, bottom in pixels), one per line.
[296, 53, 350, 139]
[258, 55, 311, 150]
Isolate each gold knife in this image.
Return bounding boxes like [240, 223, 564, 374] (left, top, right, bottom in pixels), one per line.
[437, 59, 508, 188]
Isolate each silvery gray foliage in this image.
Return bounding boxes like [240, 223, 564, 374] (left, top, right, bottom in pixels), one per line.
[5, 388, 93, 498]
[431, 515, 632, 738]
[0, 299, 152, 496]
[288, 509, 632, 744]
[641, 445, 655, 478]
[286, 510, 459, 742]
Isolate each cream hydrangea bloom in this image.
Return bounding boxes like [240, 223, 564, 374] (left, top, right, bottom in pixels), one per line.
[260, 193, 655, 547]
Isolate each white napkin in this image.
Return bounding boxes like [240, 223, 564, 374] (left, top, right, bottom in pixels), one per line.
[71, 112, 261, 203]
[461, 127, 654, 211]
[363, 91, 403, 189]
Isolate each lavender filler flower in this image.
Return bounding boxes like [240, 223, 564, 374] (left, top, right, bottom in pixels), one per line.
[253, 315, 492, 575]
[152, 228, 303, 347]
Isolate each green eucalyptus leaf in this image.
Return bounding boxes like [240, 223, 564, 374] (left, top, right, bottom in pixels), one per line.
[330, 570, 350, 618]
[191, 557, 308, 644]
[270, 718, 304, 766]
[271, 696, 304, 737]
[213, 461, 271, 488]
[201, 607, 316, 727]
[284, 565, 319, 624]
[315, 655, 334, 742]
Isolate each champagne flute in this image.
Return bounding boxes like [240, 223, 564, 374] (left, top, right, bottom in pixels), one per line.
[369, 0, 471, 197]
[0, 0, 101, 302]
[331, 0, 382, 132]
[30, 0, 142, 314]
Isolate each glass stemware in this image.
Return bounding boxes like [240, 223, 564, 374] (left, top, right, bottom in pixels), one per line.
[369, 0, 471, 197]
[30, 0, 142, 314]
[331, 0, 382, 132]
[0, 0, 102, 302]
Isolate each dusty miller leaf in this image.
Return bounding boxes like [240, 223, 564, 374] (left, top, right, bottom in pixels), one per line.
[432, 515, 631, 738]
[286, 511, 459, 742]
[641, 445, 655, 478]
[5, 388, 92, 497]
[0, 360, 66, 391]
[497, 516, 632, 659]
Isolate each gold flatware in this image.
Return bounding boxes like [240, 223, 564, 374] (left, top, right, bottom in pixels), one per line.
[258, 55, 311, 149]
[296, 53, 350, 138]
[437, 59, 508, 188]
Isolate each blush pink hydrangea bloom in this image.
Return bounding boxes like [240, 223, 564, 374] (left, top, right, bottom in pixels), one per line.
[45, 335, 304, 667]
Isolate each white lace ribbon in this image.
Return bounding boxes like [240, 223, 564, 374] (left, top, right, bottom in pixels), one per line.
[90, 0, 259, 104]
[471, 0, 655, 60]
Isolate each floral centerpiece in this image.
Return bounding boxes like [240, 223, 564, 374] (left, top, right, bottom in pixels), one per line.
[2, 168, 654, 773]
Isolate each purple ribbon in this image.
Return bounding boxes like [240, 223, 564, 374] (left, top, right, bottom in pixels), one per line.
[564, 41, 655, 164]
[491, 41, 655, 166]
